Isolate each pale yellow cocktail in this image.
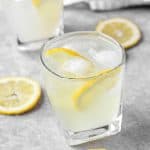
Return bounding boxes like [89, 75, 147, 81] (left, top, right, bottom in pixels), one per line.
[41, 32, 125, 145]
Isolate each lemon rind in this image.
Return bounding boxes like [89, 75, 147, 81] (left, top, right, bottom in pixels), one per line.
[45, 48, 82, 57]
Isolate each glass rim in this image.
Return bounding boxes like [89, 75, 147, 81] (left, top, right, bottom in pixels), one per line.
[40, 31, 126, 80]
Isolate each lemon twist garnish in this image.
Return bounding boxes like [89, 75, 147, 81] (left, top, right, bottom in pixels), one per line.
[0, 77, 41, 115]
[32, 0, 41, 8]
[73, 67, 121, 110]
[96, 18, 141, 49]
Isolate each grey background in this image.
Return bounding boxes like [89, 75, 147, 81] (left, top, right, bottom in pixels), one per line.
[0, 3, 150, 150]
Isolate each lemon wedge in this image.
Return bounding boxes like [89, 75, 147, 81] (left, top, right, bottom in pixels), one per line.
[32, 0, 41, 7]
[73, 67, 121, 110]
[0, 77, 41, 115]
[96, 18, 141, 49]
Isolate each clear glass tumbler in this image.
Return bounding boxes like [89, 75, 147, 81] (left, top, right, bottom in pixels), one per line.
[3, 0, 64, 51]
[41, 31, 125, 145]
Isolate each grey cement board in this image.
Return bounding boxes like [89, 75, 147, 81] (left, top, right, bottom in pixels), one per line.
[0, 3, 150, 150]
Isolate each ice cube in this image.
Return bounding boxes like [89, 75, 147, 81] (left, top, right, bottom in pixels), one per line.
[89, 50, 121, 69]
[62, 57, 93, 76]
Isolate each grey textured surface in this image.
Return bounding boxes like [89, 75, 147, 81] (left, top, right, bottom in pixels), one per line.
[0, 3, 150, 150]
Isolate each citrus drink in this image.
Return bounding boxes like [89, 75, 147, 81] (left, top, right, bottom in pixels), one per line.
[41, 32, 125, 145]
[4, 0, 63, 50]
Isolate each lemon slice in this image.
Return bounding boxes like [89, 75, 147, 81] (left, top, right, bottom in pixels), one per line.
[45, 48, 84, 58]
[0, 77, 41, 115]
[32, 0, 41, 7]
[45, 47, 87, 69]
[45, 48, 95, 77]
[73, 67, 121, 110]
[96, 18, 141, 49]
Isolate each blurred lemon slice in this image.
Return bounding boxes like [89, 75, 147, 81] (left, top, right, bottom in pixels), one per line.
[96, 18, 141, 49]
[0, 77, 41, 115]
[73, 67, 121, 110]
[32, 0, 41, 7]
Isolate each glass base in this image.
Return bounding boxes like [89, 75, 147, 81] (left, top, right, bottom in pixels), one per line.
[65, 114, 122, 146]
[17, 23, 64, 51]
[17, 38, 50, 51]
